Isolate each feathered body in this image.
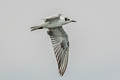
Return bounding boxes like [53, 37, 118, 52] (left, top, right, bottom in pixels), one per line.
[31, 14, 76, 76]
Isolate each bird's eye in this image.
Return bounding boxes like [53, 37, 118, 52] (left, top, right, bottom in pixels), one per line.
[65, 18, 70, 21]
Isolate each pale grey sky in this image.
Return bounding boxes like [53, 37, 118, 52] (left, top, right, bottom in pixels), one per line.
[0, 0, 120, 80]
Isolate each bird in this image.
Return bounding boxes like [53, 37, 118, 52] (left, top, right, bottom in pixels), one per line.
[30, 14, 76, 76]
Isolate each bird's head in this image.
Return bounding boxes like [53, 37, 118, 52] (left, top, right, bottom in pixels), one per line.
[60, 16, 76, 25]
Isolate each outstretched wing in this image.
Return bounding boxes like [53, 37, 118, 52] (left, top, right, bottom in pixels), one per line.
[45, 14, 61, 22]
[47, 27, 69, 76]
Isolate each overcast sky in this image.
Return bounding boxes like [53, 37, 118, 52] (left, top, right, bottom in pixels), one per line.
[0, 0, 120, 80]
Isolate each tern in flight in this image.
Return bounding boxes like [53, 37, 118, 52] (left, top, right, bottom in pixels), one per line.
[31, 14, 76, 76]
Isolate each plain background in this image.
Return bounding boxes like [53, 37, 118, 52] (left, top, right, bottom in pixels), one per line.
[0, 0, 120, 80]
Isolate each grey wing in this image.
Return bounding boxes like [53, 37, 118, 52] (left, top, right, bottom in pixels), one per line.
[47, 27, 69, 76]
[45, 14, 61, 22]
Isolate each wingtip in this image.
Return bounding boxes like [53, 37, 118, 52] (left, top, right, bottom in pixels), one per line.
[58, 14, 62, 17]
[58, 68, 66, 76]
[59, 70, 64, 76]
[30, 27, 35, 31]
